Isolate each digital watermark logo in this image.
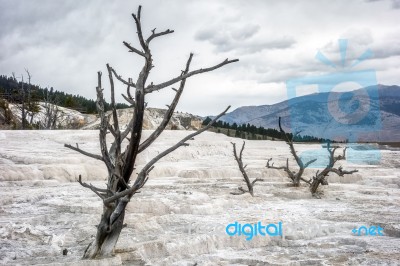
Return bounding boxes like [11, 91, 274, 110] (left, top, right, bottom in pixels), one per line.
[225, 221, 283, 241]
[352, 225, 384, 236]
[286, 39, 381, 167]
[182, 220, 386, 241]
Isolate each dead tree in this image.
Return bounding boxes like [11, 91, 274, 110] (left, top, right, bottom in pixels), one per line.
[266, 117, 316, 186]
[231, 141, 263, 196]
[64, 6, 238, 259]
[310, 142, 358, 194]
[42, 87, 61, 129]
[11, 73, 27, 129]
[25, 70, 40, 125]
[11, 70, 39, 129]
[26, 70, 32, 125]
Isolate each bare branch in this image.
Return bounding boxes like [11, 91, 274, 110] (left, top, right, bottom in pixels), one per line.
[329, 167, 358, 176]
[146, 28, 174, 44]
[64, 144, 104, 161]
[126, 78, 134, 99]
[109, 66, 136, 87]
[239, 140, 245, 160]
[25, 69, 31, 81]
[122, 94, 135, 105]
[304, 158, 317, 168]
[77, 175, 108, 199]
[279, 117, 303, 168]
[334, 147, 347, 162]
[121, 118, 134, 140]
[300, 177, 312, 184]
[138, 165, 154, 190]
[145, 58, 239, 93]
[231, 141, 261, 196]
[138, 53, 193, 153]
[96, 72, 113, 171]
[137, 5, 141, 21]
[266, 158, 287, 170]
[107, 122, 117, 137]
[122, 41, 145, 57]
[251, 178, 263, 186]
[117, 173, 130, 189]
[230, 187, 247, 195]
[131, 6, 147, 52]
[266, 158, 295, 182]
[107, 64, 121, 160]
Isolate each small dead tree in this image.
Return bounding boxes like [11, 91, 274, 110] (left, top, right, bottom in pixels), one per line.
[42, 87, 61, 129]
[266, 117, 316, 186]
[11, 69, 39, 129]
[310, 142, 358, 195]
[11, 73, 26, 129]
[231, 141, 263, 196]
[25, 69, 36, 125]
[64, 6, 238, 259]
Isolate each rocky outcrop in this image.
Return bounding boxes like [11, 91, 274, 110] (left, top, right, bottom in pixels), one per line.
[82, 107, 203, 131]
[0, 102, 202, 131]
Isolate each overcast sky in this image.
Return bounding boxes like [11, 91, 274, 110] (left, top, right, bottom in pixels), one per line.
[0, 0, 399, 116]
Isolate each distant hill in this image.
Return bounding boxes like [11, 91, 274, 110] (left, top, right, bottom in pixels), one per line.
[216, 85, 400, 142]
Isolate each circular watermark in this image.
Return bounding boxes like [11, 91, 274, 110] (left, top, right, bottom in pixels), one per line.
[327, 81, 370, 125]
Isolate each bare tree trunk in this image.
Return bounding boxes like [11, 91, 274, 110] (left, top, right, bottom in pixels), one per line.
[64, 5, 238, 259]
[83, 204, 126, 258]
[310, 178, 323, 194]
[21, 77, 26, 129]
[26, 70, 32, 126]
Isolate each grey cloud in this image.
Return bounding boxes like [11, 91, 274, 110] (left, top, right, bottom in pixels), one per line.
[233, 36, 296, 54]
[321, 32, 400, 63]
[195, 28, 217, 41]
[315, 30, 400, 68]
[392, 0, 400, 8]
[364, 0, 400, 8]
[231, 24, 260, 40]
[195, 24, 260, 42]
[0, 1, 78, 31]
[373, 43, 400, 59]
[0, 1, 113, 57]
[195, 25, 295, 54]
[321, 29, 373, 57]
[342, 29, 374, 46]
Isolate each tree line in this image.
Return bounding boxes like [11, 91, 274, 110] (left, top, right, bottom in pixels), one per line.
[202, 116, 330, 142]
[0, 75, 130, 114]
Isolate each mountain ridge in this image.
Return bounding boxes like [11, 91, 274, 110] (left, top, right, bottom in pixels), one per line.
[215, 84, 400, 142]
